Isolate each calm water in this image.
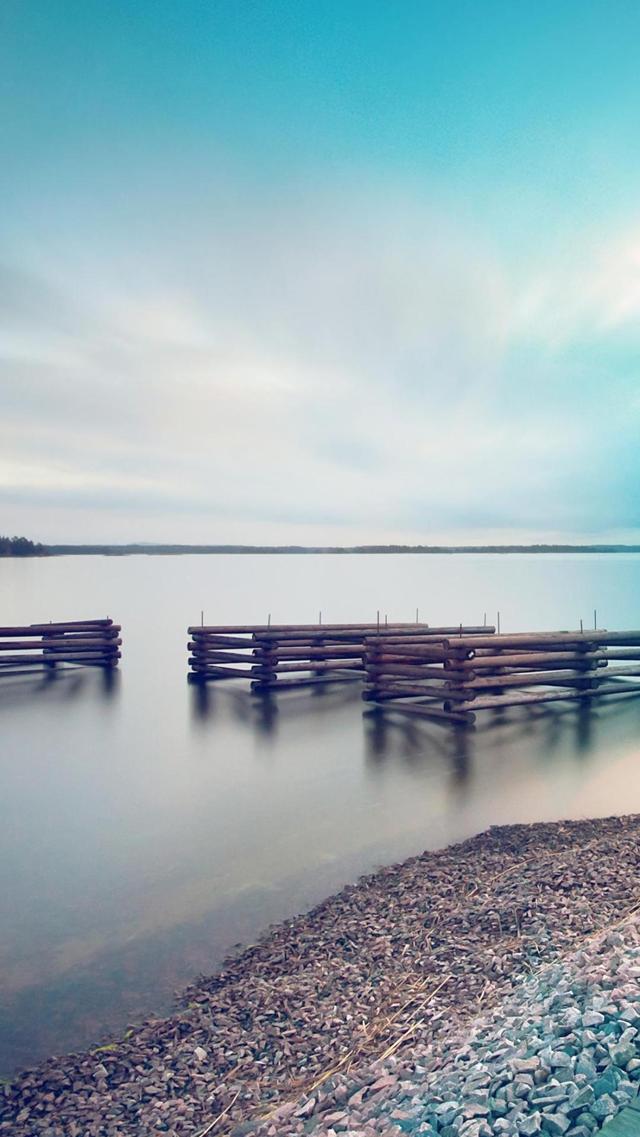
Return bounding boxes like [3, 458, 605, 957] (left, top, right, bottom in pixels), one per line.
[2, 553, 640, 1074]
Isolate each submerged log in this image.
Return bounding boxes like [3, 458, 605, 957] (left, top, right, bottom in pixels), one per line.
[189, 663, 257, 679]
[453, 681, 640, 711]
[251, 672, 363, 690]
[367, 701, 475, 725]
[364, 684, 472, 702]
[467, 669, 603, 691]
[188, 648, 258, 664]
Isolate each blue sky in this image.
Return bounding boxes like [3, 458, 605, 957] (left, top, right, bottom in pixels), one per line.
[1, 0, 639, 543]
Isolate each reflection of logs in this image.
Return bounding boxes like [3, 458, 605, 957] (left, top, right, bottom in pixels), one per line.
[0, 620, 121, 675]
[364, 630, 640, 727]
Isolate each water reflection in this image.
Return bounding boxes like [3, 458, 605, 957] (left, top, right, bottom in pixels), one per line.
[2, 552, 640, 1077]
[360, 695, 640, 791]
[451, 728, 472, 789]
[253, 694, 279, 736]
[189, 680, 363, 735]
[0, 665, 120, 708]
[363, 710, 471, 801]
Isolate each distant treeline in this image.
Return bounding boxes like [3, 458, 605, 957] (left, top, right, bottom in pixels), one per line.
[0, 535, 48, 556]
[45, 543, 640, 556]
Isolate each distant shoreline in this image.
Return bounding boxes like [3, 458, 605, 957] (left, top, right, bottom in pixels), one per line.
[35, 542, 640, 556]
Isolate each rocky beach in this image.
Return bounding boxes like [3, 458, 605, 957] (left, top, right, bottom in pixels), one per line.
[3, 814, 640, 1137]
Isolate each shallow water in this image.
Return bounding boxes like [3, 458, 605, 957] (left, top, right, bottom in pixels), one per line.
[1, 552, 640, 1074]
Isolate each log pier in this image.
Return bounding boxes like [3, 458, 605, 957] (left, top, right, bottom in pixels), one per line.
[187, 624, 490, 692]
[364, 629, 640, 725]
[0, 619, 121, 676]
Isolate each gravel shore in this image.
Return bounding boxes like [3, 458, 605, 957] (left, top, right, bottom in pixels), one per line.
[260, 902, 640, 1137]
[2, 814, 640, 1136]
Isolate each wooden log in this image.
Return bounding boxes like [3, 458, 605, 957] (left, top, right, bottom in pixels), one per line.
[256, 634, 366, 647]
[366, 628, 489, 644]
[467, 669, 606, 691]
[453, 650, 607, 670]
[190, 623, 427, 635]
[368, 650, 451, 664]
[364, 684, 472, 701]
[0, 650, 121, 664]
[239, 645, 366, 661]
[453, 681, 640, 711]
[0, 622, 117, 638]
[585, 664, 640, 680]
[252, 660, 365, 674]
[188, 669, 249, 682]
[254, 632, 379, 646]
[188, 648, 258, 664]
[260, 646, 357, 660]
[0, 639, 122, 652]
[366, 641, 473, 659]
[1, 659, 120, 670]
[191, 647, 366, 667]
[372, 625, 493, 637]
[467, 644, 592, 658]
[366, 650, 451, 663]
[478, 660, 606, 674]
[252, 626, 485, 645]
[367, 702, 475, 725]
[441, 630, 640, 651]
[251, 673, 363, 690]
[189, 634, 259, 648]
[366, 662, 468, 681]
[0, 665, 62, 676]
[189, 664, 257, 679]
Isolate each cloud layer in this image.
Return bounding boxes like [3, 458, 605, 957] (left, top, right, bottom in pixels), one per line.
[1, 185, 639, 544]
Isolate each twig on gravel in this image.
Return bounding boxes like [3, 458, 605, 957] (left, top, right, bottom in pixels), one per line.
[195, 1089, 240, 1137]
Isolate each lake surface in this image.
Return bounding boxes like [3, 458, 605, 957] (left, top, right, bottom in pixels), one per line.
[2, 552, 640, 1075]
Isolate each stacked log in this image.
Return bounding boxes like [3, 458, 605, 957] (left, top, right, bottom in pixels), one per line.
[364, 629, 640, 726]
[187, 623, 409, 689]
[0, 619, 121, 675]
[187, 624, 491, 692]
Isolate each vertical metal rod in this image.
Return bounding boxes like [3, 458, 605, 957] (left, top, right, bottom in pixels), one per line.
[497, 611, 501, 634]
[483, 612, 487, 627]
[201, 610, 204, 627]
[580, 618, 583, 633]
[385, 613, 388, 626]
[415, 607, 419, 624]
[594, 609, 597, 630]
[267, 613, 271, 627]
[376, 610, 380, 632]
[319, 610, 322, 625]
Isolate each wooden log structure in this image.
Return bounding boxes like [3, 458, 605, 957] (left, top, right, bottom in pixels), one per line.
[0, 619, 121, 675]
[364, 628, 640, 726]
[186, 623, 491, 691]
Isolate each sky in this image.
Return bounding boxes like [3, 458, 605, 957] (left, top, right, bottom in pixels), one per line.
[1, 0, 640, 546]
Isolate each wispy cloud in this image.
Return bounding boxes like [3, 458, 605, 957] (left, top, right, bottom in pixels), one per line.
[1, 187, 639, 543]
